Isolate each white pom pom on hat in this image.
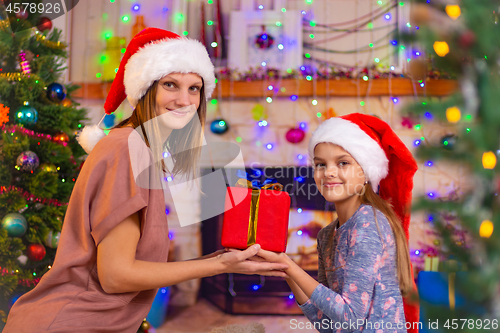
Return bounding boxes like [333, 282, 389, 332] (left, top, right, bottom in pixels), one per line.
[77, 27, 216, 154]
[76, 123, 106, 154]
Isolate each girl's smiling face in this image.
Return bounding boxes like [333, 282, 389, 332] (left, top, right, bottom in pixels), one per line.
[155, 73, 203, 130]
[313, 143, 367, 204]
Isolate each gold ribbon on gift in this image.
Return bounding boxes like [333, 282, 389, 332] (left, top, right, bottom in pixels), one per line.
[235, 179, 284, 247]
[448, 272, 456, 311]
[444, 259, 460, 311]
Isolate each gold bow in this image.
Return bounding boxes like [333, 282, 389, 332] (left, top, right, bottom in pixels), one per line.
[235, 179, 284, 191]
[234, 179, 284, 246]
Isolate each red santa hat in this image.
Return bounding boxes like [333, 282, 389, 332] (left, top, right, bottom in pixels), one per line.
[77, 28, 216, 154]
[309, 112, 420, 332]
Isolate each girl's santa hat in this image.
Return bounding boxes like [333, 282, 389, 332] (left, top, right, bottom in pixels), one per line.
[309, 113, 420, 332]
[309, 112, 418, 239]
[77, 28, 215, 154]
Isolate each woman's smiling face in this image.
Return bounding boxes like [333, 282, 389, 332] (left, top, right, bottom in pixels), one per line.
[155, 72, 203, 130]
[313, 143, 367, 204]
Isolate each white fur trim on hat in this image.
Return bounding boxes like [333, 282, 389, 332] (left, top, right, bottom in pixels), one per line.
[124, 37, 216, 108]
[308, 117, 389, 190]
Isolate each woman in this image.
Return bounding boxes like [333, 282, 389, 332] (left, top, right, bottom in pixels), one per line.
[4, 28, 287, 333]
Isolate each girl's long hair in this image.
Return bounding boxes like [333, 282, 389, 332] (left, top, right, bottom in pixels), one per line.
[114, 79, 207, 181]
[361, 183, 413, 297]
[326, 183, 413, 297]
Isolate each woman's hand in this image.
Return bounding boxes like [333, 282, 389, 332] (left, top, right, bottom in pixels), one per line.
[215, 244, 289, 277]
[188, 249, 227, 261]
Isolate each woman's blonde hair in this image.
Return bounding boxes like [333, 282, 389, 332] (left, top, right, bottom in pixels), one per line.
[326, 183, 413, 297]
[114, 79, 207, 181]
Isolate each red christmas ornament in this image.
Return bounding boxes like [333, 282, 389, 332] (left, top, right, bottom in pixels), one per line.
[53, 132, 69, 143]
[255, 25, 274, 50]
[401, 116, 417, 129]
[15, 7, 29, 20]
[61, 99, 72, 107]
[27, 243, 46, 261]
[458, 30, 476, 49]
[285, 128, 306, 144]
[37, 17, 53, 32]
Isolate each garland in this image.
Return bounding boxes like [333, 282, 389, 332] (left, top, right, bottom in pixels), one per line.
[303, 1, 396, 30]
[303, 30, 396, 53]
[0, 18, 11, 32]
[0, 268, 41, 288]
[2, 125, 69, 147]
[0, 72, 32, 81]
[0, 104, 9, 126]
[304, 23, 396, 33]
[33, 31, 66, 50]
[0, 186, 68, 207]
[305, 0, 396, 28]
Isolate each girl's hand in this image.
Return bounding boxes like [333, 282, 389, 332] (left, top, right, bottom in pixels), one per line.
[228, 248, 290, 265]
[216, 244, 289, 277]
[255, 248, 292, 267]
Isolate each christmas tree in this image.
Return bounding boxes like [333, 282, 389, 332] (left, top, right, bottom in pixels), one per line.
[0, 0, 86, 324]
[404, 0, 500, 329]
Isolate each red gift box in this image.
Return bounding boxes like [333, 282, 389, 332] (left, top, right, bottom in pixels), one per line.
[221, 181, 290, 252]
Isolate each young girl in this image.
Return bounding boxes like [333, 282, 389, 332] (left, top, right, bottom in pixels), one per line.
[4, 28, 287, 333]
[257, 113, 420, 332]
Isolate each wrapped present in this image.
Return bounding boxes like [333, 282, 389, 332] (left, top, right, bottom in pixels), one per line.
[418, 271, 466, 311]
[423, 255, 468, 272]
[221, 178, 290, 252]
[424, 255, 440, 271]
[440, 258, 467, 271]
[417, 271, 485, 333]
